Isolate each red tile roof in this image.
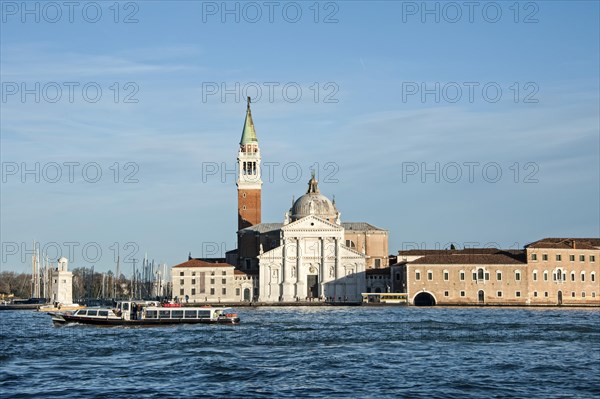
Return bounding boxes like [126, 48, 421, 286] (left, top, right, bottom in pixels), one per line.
[172, 259, 235, 268]
[410, 252, 526, 265]
[526, 238, 600, 250]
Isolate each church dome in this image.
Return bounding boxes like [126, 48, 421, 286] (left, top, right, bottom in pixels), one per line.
[290, 174, 339, 223]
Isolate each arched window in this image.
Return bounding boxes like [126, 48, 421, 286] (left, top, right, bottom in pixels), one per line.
[592, 272, 596, 282]
[477, 268, 484, 280]
[555, 269, 562, 282]
[581, 271, 586, 282]
[532, 270, 538, 281]
[571, 271, 575, 282]
[543, 271, 548, 281]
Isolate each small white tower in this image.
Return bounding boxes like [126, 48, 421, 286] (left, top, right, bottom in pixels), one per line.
[51, 257, 73, 305]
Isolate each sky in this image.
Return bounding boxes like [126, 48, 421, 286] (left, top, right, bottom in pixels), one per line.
[1, 0, 599, 274]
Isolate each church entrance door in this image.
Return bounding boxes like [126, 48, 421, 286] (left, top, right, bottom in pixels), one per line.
[307, 275, 318, 298]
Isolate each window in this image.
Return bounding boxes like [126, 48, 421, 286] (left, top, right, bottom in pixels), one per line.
[211, 271, 215, 276]
[497, 272, 502, 281]
[580, 255, 585, 262]
[593, 292, 596, 298]
[222, 288, 227, 295]
[533, 291, 538, 297]
[210, 278, 215, 285]
[544, 292, 548, 297]
[395, 273, 401, 281]
[222, 278, 226, 284]
[415, 271, 421, 281]
[542, 254, 548, 261]
[472, 272, 477, 281]
[485, 272, 490, 281]
[515, 271, 521, 281]
[497, 291, 502, 297]
[180, 289, 184, 296]
[516, 291, 521, 297]
[572, 292, 575, 298]
[571, 272, 575, 282]
[556, 254, 562, 261]
[555, 270, 562, 282]
[180, 271, 184, 276]
[375, 259, 381, 268]
[192, 272, 196, 276]
[460, 291, 465, 297]
[180, 279, 184, 285]
[210, 288, 215, 295]
[477, 268, 484, 280]
[543, 271, 548, 281]
[242, 205, 246, 210]
[191, 288, 196, 295]
[192, 279, 196, 285]
[591, 256, 596, 262]
[444, 291, 449, 297]
[531, 253, 537, 261]
[581, 272, 585, 282]
[222, 271, 226, 275]
[444, 271, 449, 281]
[460, 271, 465, 281]
[569, 255, 575, 262]
[533, 271, 538, 281]
[592, 273, 596, 282]
[582, 292, 586, 298]
[345, 240, 356, 248]
[236, 288, 240, 296]
[427, 271, 433, 281]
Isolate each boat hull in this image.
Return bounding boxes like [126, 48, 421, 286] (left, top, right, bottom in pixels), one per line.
[57, 314, 240, 326]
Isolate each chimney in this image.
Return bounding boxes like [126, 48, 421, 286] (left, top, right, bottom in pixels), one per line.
[572, 241, 576, 249]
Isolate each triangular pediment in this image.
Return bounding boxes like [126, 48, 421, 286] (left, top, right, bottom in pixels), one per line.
[282, 215, 343, 232]
[258, 245, 284, 260]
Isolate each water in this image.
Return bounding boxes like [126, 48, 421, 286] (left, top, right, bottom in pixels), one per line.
[1, 307, 599, 398]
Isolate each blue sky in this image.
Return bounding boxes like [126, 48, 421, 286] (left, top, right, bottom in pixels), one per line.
[1, 1, 599, 273]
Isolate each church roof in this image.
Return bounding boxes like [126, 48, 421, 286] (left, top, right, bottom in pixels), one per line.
[240, 97, 258, 145]
[343, 222, 386, 232]
[239, 223, 283, 234]
[290, 173, 338, 222]
[239, 222, 386, 234]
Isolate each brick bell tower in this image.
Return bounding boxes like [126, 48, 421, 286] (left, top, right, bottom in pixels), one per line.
[237, 97, 262, 231]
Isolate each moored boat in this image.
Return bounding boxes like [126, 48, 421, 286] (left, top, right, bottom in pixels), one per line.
[49, 300, 240, 326]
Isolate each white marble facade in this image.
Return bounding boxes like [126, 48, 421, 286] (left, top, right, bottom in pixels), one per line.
[258, 214, 366, 302]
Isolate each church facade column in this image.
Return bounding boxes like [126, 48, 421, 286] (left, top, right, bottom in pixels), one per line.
[319, 237, 325, 299]
[281, 238, 295, 301]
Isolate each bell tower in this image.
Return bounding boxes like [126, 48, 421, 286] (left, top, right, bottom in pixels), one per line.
[237, 97, 262, 231]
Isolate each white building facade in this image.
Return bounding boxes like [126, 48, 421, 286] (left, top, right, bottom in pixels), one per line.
[258, 176, 366, 302]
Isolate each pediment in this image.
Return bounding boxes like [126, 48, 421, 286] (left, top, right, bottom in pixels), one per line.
[282, 215, 343, 232]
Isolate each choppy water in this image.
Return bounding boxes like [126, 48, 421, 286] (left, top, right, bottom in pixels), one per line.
[1, 307, 599, 398]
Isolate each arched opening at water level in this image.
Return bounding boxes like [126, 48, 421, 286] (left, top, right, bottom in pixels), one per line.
[414, 292, 436, 306]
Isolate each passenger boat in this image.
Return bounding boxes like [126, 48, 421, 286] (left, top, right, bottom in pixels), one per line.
[49, 300, 240, 326]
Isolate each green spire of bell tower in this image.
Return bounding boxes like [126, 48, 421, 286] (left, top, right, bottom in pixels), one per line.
[240, 96, 258, 145]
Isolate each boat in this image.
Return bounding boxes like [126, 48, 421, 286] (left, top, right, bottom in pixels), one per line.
[49, 300, 240, 326]
[38, 302, 85, 312]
